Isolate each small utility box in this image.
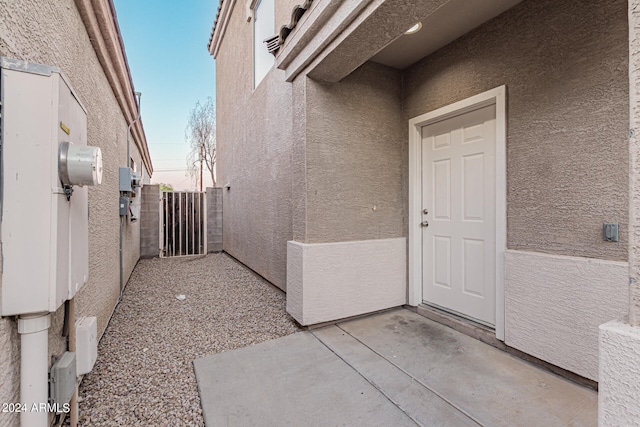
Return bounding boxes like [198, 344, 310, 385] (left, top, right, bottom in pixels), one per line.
[75, 317, 98, 375]
[119, 167, 133, 192]
[50, 352, 76, 407]
[0, 58, 102, 316]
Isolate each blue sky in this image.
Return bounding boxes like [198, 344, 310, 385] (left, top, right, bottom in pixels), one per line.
[113, 0, 220, 190]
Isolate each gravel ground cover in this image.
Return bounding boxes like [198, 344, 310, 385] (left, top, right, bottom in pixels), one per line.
[74, 253, 301, 426]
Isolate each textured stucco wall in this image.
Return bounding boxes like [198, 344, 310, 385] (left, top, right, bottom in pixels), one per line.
[216, 1, 296, 290]
[599, 321, 640, 425]
[206, 187, 223, 253]
[291, 76, 308, 242]
[0, 318, 19, 427]
[597, 2, 640, 421]
[0, 1, 144, 423]
[403, 0, 628, 262]
[141, 185, 160, 258]
[505, 250, 628, 381]
[287, 238, 407, 325]
[303, 62, 405, 243]
[629, 0, 640, 325]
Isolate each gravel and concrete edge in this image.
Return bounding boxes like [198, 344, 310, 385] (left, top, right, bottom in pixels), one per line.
[72, 253, 300, 426]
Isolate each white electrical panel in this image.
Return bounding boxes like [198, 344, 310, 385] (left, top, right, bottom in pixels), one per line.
[0, 58, 100, 316]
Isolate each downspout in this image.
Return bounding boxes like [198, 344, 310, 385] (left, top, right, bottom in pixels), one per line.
[119, 92, 141, 302]
[18, 313, 51, 427]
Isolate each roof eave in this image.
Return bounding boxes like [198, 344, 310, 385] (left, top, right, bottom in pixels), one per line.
[75, 0, 154, 175]
[208, 0, 237, 58]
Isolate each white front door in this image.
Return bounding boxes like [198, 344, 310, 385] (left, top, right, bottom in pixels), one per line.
[421, 104, 496, 326]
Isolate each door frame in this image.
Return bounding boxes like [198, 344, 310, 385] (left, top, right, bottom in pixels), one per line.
[408, 86, 507, 340]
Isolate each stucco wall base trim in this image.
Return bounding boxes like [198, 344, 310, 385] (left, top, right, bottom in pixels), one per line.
[505, 250, 628, 381]
[599, 320, 640, 426]
[286, 238, 406, 325]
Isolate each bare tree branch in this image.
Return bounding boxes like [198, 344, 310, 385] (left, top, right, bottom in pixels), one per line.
[185, 97, 217, 190]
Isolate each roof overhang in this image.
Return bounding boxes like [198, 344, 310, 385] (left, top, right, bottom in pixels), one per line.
[274, 0, 523, 82]
[208, 0, 237, 58]
[371, 0, 523, 69]
[75, 0, 153, 175]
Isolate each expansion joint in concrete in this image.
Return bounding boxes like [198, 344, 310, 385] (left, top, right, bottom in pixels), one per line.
[311, 324, 483, 427]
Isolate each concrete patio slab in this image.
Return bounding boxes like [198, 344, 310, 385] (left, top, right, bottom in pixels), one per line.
[193, 331, 416, 427]
[311, 325, 478, 426]
[194, 308, 597, 427]
[334, 309, 597, 427]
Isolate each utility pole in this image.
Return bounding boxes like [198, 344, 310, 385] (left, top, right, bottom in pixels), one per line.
[199, 144, 203, 192]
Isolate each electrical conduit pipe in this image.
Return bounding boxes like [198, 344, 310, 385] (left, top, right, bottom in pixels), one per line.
[68, 298, 78, 427]
[18, 313, 51, 427]
[120, 92, 141, 302]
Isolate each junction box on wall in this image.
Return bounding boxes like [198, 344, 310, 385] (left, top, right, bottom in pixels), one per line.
[119, 166, 142, 220]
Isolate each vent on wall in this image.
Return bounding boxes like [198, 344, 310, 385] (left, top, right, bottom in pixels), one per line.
[263, 0, 315, 57]
[264, 35, 280, 55]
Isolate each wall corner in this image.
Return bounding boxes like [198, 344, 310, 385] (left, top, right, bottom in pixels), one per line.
[598, 320, 640, 426]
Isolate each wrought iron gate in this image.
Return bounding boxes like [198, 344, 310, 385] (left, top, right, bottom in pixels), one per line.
[160, 191, 206, 257]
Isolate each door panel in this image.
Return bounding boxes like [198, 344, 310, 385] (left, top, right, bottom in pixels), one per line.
[462, 153, 484, 221]
[433, 160, 451, 220]
[433, 236, 451, 289]
[421, 105, 496, 326]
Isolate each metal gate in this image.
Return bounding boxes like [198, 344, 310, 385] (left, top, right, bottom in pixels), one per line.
[160, 191, 206, 257]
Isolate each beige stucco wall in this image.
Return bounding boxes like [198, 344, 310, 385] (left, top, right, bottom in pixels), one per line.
[213, 0, 630, 383]
[219, 0, 628, 282]
[302, 62, 405, 243]
[216, 1, 298, 290]
[0, 318, 19, 427]
[402, 0, 629, 262]
[289, 0, 628, 256]
[0, 1, 144, 424]
[629, 0, 640, 325]
[596, 1, 640, 421]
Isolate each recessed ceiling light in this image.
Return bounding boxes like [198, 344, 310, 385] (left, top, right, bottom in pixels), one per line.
[404, 22, 422, 35]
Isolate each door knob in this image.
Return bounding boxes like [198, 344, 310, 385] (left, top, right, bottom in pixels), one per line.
[421, 221, 429, 227]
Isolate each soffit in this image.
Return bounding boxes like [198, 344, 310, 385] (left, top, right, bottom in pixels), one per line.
[371, 0, 523, 70]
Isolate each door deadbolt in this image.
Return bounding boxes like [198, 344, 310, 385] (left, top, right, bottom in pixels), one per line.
[423, 209, 429, 215]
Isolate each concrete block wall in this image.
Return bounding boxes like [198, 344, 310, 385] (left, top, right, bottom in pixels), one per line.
[207, 187, 223, 253]
[140, 185, 160, 258]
